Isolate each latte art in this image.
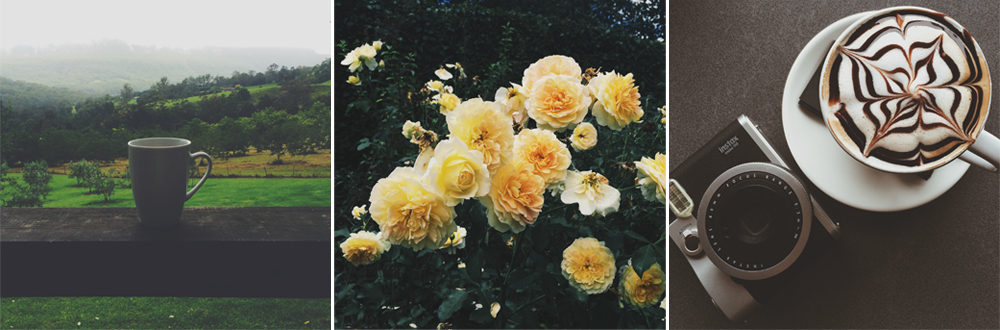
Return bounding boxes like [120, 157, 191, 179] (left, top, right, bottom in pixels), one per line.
[824, 10, 990, 168]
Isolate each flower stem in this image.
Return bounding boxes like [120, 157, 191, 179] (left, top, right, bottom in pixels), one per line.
[639, 305, 652, 328]
[499, 231, 525, 326]
[618, 184, 639, 191]
[539, 203, 570, 217]
[511, 294, 546, 314]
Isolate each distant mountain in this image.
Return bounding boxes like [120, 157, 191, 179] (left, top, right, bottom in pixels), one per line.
[0, 77, 90, 112]
[0, 40, 330, 95]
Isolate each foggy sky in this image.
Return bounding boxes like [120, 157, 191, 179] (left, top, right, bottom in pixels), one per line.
[0, 0, 331, 55]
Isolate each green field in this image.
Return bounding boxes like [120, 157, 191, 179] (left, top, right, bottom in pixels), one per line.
[127, 81, 330, 107]
[28, 148, 331, 179]
[0, 297, 330, 329]
[2, 173, 330, 207]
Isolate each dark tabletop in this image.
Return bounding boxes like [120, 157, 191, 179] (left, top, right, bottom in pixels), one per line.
[669, 0, 999, 328]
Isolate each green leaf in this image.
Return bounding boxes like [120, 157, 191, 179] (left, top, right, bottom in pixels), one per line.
[437, 289, 468, 321]
[630, 244, 658, 275]
[411, 304, 424, 318]
[334, 283, 355, 302]
[509, 272, 540, 290]
[334, 229, 351, 240]
[624, 230, 650, 244]
[357, 142, 371, 151]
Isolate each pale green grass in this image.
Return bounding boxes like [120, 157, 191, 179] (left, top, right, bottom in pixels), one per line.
[0, 297, 330, 329]
[2, 173, 330, 207]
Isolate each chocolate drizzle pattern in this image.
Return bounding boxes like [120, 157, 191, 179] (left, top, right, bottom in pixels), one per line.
[826, 10, 990, 168]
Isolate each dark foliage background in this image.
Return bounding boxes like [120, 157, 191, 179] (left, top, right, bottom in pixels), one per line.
[334, 0, 665, 328]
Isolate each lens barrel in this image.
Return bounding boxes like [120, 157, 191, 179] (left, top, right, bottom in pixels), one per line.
[698, 162, 813, 280]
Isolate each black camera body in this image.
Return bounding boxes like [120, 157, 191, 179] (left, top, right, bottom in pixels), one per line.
[669, 115, 840, 322]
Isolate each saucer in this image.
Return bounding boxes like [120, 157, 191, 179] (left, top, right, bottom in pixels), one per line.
[780, 11, 969, 212]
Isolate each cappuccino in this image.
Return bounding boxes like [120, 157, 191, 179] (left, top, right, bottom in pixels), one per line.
[821, 8, 990, 170]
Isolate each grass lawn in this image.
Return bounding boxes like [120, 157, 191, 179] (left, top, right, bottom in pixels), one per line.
[2, 173, 330, 207]
[0, 297, 330, 329]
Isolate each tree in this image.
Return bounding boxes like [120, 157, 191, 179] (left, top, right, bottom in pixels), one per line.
[120, 83, 134, 105]
[266, 63, 280, 83]
[93, 168, 117, 202]
[155, 77, 170, 93]
[177, 118, 219, 158]
[214, 116, 252, 158]
[1, 162, 42, 207]
[277, 78, 312, 113]
[68, 159, 91, 186]
[71, 160, 102, 193]
[1, 101, 23, 164]
[298, 101, 332, 151]
[2, 160, 52, 207]
[248, 108, 305, 163]
[21, 161, 53, 200]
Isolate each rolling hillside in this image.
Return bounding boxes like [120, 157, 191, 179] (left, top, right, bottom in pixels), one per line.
[0, 40, 330, 95]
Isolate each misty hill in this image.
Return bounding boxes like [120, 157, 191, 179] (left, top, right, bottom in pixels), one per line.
[0, 40, 330, 96]
[0, 77, 90, 111]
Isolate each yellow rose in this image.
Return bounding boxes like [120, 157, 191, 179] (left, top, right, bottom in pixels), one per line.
[369, 167, 457, 251]
[355, 44, 378, 70]
[494, 83, 528, 126]
[372, 40, 383, 51]
[433, 92, 462, 115]
[561, 237, 616, 294]
[347, 75, 361, 86]
[351, 205, 367, 219]
[521, 55, 583, 93]
[339, 231, 391, 266]
[426, 80, 445, 92]
[589, 71, 643, 131]
[560, 171, 620, 217]
[620, 262, 665, 308]
[421, 138, 491, 206]
[340, 51, 361, 72]
[570, 122, 598, 151]
[480, 161, 545, 233]
[341, 44, 378, 72]
[525, 74, 592, 132]
[635, 153, 666, 204]
[378, 60, 385, 69]
[446, 98, 515, 175]
[513, 128, 571, 187]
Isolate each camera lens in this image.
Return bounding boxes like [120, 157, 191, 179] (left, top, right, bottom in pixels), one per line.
[698, 163, 812, 280]
[726, 185, 779, 245]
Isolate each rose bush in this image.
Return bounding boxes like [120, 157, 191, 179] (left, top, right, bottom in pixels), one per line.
[335, 26, 664, 329]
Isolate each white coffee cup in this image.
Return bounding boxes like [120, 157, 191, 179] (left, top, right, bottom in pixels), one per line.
[819, 6, 998, 173]
[128, 137, 213, 228]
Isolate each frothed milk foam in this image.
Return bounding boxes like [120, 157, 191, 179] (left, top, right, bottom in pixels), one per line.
[822, 8, 990, 170]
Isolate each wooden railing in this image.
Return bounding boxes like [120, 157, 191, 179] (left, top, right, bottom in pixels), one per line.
[0, 207, 331, 298]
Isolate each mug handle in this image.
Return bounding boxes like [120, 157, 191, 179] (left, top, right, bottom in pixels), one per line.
[960, 131, 1000, 172]
[187, 152, 213, 201]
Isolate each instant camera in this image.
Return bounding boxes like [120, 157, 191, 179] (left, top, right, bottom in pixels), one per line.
[668, 115, 841, 321]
